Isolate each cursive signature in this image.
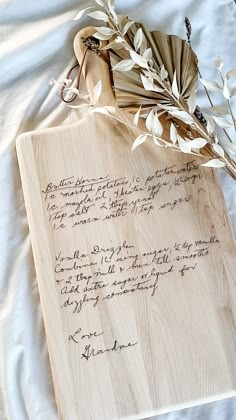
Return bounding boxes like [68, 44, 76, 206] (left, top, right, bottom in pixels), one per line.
[81, 339, 138, 361]
[68, 328, 104, 343]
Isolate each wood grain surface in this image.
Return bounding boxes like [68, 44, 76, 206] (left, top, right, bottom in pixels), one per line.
[16, 27, 236, 420]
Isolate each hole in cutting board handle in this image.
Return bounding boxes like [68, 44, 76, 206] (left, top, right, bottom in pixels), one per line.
[82, 35, 101, 51]
[73, 26, 116, 106]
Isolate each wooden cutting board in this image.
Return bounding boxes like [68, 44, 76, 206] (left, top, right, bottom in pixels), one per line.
[16, 27, 236, 420]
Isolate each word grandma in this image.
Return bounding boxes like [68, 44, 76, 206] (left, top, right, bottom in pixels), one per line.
[81, 339, 138, 361]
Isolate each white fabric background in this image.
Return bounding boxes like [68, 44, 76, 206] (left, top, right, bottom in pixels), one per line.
[1, 1, 236, 419]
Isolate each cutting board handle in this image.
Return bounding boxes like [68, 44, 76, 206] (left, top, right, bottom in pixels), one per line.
[73, 26, 116, 106]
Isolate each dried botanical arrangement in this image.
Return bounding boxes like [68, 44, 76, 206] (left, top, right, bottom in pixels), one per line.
[51, 0, 236, 180]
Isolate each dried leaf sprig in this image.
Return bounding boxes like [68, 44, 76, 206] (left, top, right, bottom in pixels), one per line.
[67, 0, 236, 179]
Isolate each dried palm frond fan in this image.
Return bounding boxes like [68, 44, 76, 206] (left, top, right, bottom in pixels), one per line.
[110, 20, 198, 114]
[61, 1, 236, 180]
[107, 19, 236, 179]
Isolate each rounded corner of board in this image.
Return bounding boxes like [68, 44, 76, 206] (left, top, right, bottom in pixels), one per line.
[16, 132, 32, 153]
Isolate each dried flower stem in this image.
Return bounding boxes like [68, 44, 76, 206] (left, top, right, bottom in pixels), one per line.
[106, 23, 236, 176]
[220, 71, 236, 133]
[67, 1, 236, 179]
[185, 17, 192, 45]
[107, 111, 205, 158]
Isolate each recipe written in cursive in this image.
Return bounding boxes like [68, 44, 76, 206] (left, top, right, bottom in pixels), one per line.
[41, 160, 201, 230]
[56, 235, 219, 316]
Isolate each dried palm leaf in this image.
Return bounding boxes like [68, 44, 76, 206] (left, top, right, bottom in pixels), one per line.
[67, 2, 236, 180]
[109, 20, 198, 113]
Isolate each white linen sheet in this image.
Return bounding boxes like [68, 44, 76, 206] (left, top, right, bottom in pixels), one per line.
[1, 1, 236, 419]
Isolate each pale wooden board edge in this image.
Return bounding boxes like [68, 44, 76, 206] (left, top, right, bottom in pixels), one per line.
[135, 391, 236, 419]
[16, 133, 78, 420]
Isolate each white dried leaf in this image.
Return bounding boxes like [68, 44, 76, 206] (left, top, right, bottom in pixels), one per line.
[133, 106, 141, 127]
[130, 50, 148, 68]
[94, 27, 116, 35]
[187, 90, 196, 114]
[72, 7, 94, 20]
[145, 109, 154, 132]
[199, 79, 222, 91]
[145, 109, 163, 135]
[112, 59, 134, 72]
[160, 65, 168, 81]
[169, 110, 194, 125]
[87, 11, 109, 21]
[122, 20, 135, 35]
[212, 143, 225, 157]
[132, 134, 147, 151]
[202, 159, 226, 168]
[170, 123, 178, 144]
[210, 106, 229, 116]
[101, 40, 123, 50]
[178, 136, 192, 153]
[93, 80, 102, 103]
[140, 74, 164, 92]
[93, 32, 113, 40]
[145, 110, 163, 136]
[215, 56, 223, 71]
[204, 114, 215, 134]
[95, 0, 105, 6]
[226, 69, 236, 80]
[141, 74, 155, 90]
[172, 71, 180, 99]
[152, 113, 163, 136]
[143, 48, 152, 61]
[108, 0, 117, 22]
[189, 138, 207, 149]
[223, 76, 230, 99]
[212, 116, 233, 129]
[134, 28, 144, 51]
